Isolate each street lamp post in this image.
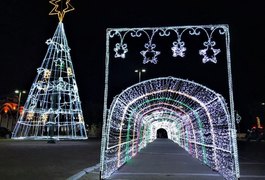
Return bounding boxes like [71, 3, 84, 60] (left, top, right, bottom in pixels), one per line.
[15, 90, 26, 124]
[135, 69, 146, 82]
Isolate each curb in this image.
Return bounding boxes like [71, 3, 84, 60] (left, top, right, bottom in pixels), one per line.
[67, 163, 100, 180]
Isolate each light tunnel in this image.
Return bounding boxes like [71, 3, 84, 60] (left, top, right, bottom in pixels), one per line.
[101, 76, 238, 179]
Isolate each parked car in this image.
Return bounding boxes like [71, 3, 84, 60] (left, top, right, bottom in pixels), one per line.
[0, 127, 12, 138]
[246, 127, 265, 141]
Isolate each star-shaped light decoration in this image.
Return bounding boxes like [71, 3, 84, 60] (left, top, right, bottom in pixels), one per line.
[199, 40, 220, 63]
[114, 43, 128, 59]
[140, 43, 160, 64]
[49, 0, 75, 22]
[171, 39, 186, 58]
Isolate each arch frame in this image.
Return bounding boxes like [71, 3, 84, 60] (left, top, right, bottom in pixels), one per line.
[100, 25, 239, 180]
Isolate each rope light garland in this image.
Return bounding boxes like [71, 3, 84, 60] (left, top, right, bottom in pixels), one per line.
[110, 26, 224, 64]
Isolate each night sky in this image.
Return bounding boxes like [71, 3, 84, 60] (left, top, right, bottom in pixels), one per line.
[0, 0, 264, 131]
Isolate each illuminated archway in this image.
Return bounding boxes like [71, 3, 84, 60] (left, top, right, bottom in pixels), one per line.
[101, 77, 238, 180]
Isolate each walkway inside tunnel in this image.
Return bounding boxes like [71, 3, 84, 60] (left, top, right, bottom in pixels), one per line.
[110, 138, 223, 180]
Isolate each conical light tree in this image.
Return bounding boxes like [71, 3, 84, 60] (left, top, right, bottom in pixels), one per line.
[12, 0, 88, 140]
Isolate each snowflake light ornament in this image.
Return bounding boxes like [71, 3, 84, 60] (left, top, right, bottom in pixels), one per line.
[140, 43, 160, 64]
[114, 43, 128, 59]
[171, 39, 186, 58]
[199, 40, 220, 63]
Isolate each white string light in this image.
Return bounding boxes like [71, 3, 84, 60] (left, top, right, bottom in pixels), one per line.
[102, 77, 237, 179]
[12, 22, 87, 140]
[101, 25, 239, 180]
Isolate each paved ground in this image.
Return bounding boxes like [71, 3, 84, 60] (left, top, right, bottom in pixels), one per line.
[1, 138, 265, 180]
[237, 140, 265, 179]
[0, 138, 101, 180]
[81, 139, 265, 180]
[109, 139, 223, 180]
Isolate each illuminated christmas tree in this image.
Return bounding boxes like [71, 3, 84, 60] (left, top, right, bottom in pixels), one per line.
[12, 0, 87, 140]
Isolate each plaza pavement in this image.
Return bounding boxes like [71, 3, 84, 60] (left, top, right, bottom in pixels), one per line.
[80, 139, 223, 180]
[0, 138, 101, 180]
[79, 139, 265, 180]
[1, 137, 265, 180]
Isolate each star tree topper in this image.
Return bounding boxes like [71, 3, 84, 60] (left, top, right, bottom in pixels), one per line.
[49, 0, 75, 22]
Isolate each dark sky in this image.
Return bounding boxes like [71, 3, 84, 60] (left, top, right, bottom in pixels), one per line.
[0, 0, 264, 130]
